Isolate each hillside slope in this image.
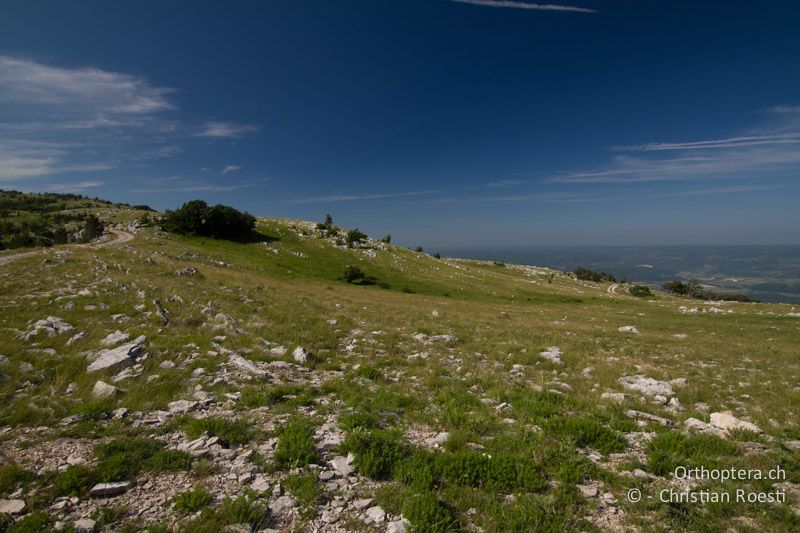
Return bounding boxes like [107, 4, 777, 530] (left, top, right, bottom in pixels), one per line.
[0, 211, 798, 531]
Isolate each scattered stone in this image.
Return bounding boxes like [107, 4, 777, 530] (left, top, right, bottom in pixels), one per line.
[539, 346, 564, 365]
[90, 481, 131, 497]
[387, 519, 410, 533]
[618, 325, 639, 334]
[577, 484, 599, 499]
[73, 518, 97, 532]
[601, 392, 626, 404]
[23, 316, 74, 340]
[227, 353, 266, 376]
[669, 377, 688, 389]
[100, 330, 130, 347]
[292, 346, 310, 365]
[66, 332, 88, 346]
[330, 455, 353, 477]
[709, 411, 762, 434]
[353, 498, 373, 510]
[619, 375, 674, 398]
[92, 380, 120, 399]
[365, 505, 386, 524]
[87, 342, 146, 373]
[626, 409, 675, 427]
[168, 400, 199, 415]
[0, 499, 26, 515]
[269, 495, 297, 515]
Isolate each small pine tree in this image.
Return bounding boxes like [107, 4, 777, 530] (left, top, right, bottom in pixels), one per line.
[381, 234, 391, 244]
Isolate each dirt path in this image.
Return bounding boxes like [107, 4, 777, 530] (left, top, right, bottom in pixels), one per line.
[607, 283, 619, 295]
[0, 229, 134, 267]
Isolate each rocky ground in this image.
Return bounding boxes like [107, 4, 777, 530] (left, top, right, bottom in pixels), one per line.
[0, 213, 798, 532]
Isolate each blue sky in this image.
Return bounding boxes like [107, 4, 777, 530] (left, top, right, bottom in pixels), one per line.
[1, 0, 799, 246]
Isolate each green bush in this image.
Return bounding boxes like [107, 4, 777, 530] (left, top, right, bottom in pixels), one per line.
[0, 464, 34, 496]
[345, 228, 368, 247]
[147, 450, 193, 472]
[181, 416, 254, 446]
[647, 431, 739, 476]
[9, 511, 53, 532]
[273, 418, 318, 469]
[54, 465, 96, 497]
[283, 472, 322, 516]
[338, 412, 379, 431]
[240, 384, 316, 408]
[403, 493, 455, 533]
[629, 285, 653, 297]
[90, 505, 128, 527]
[173, 489, 214, 514]
[219, 490, 267, 525]
[541, 417, 626, 454]
[343, 264, 366, 283]
[345, 427, 408, 480]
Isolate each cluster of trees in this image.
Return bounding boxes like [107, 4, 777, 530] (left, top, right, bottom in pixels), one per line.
[662, 280, 758, 302]
[573, 267, 616, 283]
[0, 214, 104, 250]
[161, 200, 256, 242]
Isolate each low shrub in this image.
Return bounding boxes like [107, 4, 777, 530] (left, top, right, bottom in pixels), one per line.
[283, 472, 322, 516]
[403, 493, 455, 533]
[647, 431, 739, 476]
[273, 418, 318, 469]
[0, 464, 34, 496]
[629, 285, 653, 297]
[344, 427, 408, 480]
[173, 488, 214, 514]
[54, 465, 96, 497]
[181, 416, 254, 446]
[542, 417, 626, 454]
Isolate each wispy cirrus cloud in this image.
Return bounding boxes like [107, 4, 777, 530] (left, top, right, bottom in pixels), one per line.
[450, 0, 596, 14]
[647, 184, 793, 198]
[0, 55, 174, 116]
[550, 105, 800, 184]
[195, 121, 258, 139]
[129, 175, 266, 194]
[221, 165, 242, 175]
[284, 190, 440, 204]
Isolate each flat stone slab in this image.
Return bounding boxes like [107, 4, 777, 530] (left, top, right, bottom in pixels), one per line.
[90, 481, 131, 497]
[0, 499, 26, 514]
[87, 343, 144, 373]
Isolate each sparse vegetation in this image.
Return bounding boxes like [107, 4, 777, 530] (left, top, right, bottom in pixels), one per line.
[0, 196, 796, 532]
[173, 488, 214, 514]
[273, 418, 319, 469]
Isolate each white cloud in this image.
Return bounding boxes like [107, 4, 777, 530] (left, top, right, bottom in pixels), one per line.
[221, 165, 242, 174]
[451, 0, 596, 13]
[0, 56, 258, 186]
[285, 190, 440, 204]
[0, 55, 174, 117]
[551, 106, 800, 184]
[46, 180, 105, 192]
[196, 121, 258, 139]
